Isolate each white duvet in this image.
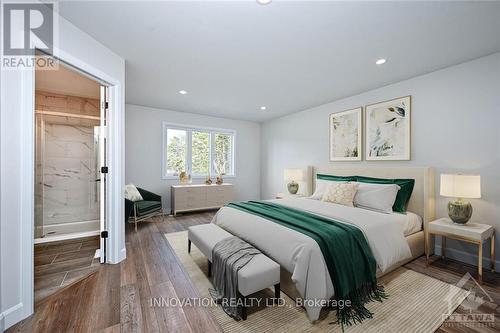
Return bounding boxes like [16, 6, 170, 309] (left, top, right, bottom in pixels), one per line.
[211, 198, 412, 321]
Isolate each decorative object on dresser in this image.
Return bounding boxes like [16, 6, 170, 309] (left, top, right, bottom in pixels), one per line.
[426, 218, 495, 284]
[124, 185, 163, 232]
[213, 159, 226, 185]
[179, 171, 189, 184]
[440, 174, 481, 224]
[365, 96, 411, 161]
[171, 183, 235, 216]
[205, 175, 213, 185]
[329, 107, 362, 161]
[284, 168, 304, 194]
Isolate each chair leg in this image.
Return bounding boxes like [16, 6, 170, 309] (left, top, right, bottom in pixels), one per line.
[274, 283, 280, 301]
[188, 239, 191, 253]
[208, 260, 212, 277]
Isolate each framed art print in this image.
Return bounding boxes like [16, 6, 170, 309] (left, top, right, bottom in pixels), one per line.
[365, 96, 411, 160]
[329, 107, 362, 161]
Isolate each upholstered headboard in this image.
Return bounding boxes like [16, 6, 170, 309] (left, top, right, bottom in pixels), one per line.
[312, 166, 436, 228]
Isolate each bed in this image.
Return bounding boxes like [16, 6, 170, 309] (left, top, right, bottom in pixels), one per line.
[212, 166, 435, 321]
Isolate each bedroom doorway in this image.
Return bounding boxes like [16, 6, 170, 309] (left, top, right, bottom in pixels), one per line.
[33, 55, 110, 301]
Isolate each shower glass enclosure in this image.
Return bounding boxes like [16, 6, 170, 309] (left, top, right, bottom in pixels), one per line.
[34, 110, 101, 241]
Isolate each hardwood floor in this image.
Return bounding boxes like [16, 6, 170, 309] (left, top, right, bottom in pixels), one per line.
[34, 236, 100, 303]
[9, 211, 500, 332]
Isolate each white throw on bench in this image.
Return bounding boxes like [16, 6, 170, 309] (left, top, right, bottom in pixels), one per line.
[187, 223, 280, 320]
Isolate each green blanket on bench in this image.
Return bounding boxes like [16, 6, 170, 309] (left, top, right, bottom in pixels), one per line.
[227, 200, 387, 328]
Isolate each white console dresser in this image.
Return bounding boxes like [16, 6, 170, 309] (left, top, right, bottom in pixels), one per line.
[171, 183, 235, 216]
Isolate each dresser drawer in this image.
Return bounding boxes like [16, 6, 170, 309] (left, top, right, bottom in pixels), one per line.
[174, 186, 206, 199]
[206, 196, 228, 207]
[206, 185, 234, 207]
[171, 184, 234, 214]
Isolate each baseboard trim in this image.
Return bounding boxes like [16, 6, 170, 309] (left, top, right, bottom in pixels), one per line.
[435, 245, 499, 271]
[120, 247, 127, 262]
[0, 312, 4, 332]
[109, 247, 126, 264]
[2, 302, 23, 330]
[34, 229, 100, 244]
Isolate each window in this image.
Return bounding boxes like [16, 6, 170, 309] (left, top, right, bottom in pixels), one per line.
[163, 123, 235, 178]
[191, 131, 210, 174]
[213, 132, 233, 176]
[165, 128, 187, 175]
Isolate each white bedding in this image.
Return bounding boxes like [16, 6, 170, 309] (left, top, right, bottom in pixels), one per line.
[211, 198, 412, 321]
[401, 211, 423, 236]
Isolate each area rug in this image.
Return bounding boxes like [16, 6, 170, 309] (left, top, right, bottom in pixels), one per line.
[165, 231, 468, 333]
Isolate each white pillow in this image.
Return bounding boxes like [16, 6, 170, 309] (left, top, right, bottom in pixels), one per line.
[310, 179, 344, 200]
[321, 182, 359, 207]
[124, 184, 143, 201]
[353, 182, 400, 213]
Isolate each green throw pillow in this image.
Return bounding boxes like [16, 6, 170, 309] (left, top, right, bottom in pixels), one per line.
[316, 174, 357, 182]
[355, 176, 415, 213]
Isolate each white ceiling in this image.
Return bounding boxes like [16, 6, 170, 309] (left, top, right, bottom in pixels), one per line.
[58, 1, 500, 122]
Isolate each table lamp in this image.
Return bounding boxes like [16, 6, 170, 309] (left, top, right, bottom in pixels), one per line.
[440, 174, 481, 224]
[284, 168, 304, 195]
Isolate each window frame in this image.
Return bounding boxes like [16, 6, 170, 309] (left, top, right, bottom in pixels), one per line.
[162, 122, 236, 180]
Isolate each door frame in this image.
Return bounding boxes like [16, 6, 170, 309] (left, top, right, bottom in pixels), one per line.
[19, 46, 125, 321]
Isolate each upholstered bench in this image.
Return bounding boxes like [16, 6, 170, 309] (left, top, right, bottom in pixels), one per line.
[187, 223, 281, 320]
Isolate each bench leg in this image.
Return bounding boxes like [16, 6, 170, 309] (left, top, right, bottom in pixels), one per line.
[274, 283, 280, 301]
[188, 239, 191, 253]
[238, 293, 247, 320]
[134, 206, 138, 232]
[241, 303, 247, 320]
[208, 260, 212, 277]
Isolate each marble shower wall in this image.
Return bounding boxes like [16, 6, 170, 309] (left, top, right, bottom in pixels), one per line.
[35, 91, 100, 237]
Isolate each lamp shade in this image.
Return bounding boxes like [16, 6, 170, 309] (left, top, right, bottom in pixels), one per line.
[284, 168, 304, 182]
[440, 174, 481, 199]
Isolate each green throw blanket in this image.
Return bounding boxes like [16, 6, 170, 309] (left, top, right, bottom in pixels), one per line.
[227, 201, 387, 328]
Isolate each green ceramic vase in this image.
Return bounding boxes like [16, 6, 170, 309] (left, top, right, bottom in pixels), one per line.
[448, 199, 472, 224]
[287, 181, 299, 195]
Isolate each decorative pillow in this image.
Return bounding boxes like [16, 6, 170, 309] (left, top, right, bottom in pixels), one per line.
[310, 179, 343, 200]
[310, 174, 357, 200]
[124, 184, 143, 201]
[356, 176, 415, 213]
[321, 182, 359, 207]
[354, 182, 400, 213]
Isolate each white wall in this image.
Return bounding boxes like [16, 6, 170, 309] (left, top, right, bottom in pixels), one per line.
[0, 12, 125, 329]
[261, 52, 500, 269]
[125, 104, 261, 211]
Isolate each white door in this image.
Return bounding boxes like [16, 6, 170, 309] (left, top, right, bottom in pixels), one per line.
[99, 86, 109, 263]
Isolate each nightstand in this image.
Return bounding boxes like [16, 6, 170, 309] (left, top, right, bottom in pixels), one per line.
[426, 217, 495, 284]
[275, 193, 306, 199]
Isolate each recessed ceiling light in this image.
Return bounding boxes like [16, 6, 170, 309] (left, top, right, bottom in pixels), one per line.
[257, 0, 272, 5]
[375, 58, 387, 65]
[260, 106, 267, 110]
[179, 90, 187, 95]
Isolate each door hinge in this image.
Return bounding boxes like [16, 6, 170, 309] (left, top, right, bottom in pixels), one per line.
[101, 230, 108, 238]
[105, 101, 109, 109]
[101, 166, 108, 174]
